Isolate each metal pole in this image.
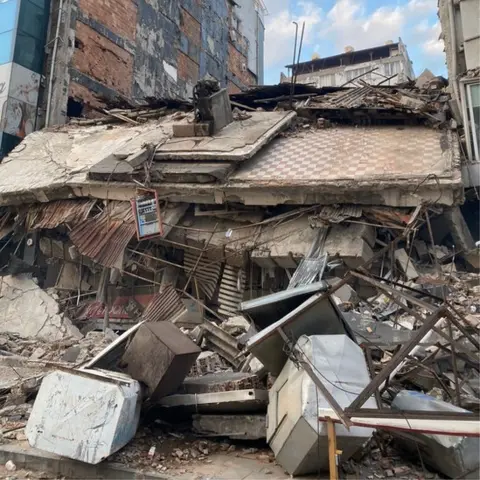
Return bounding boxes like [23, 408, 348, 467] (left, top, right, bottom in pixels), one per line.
[289, 22, 299, 108]
[46, 0, 64, 126]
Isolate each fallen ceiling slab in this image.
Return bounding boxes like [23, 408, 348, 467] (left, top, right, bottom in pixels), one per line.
[155, 111, 296, 161]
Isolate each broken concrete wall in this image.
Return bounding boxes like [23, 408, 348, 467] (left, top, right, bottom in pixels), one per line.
[0, 275, 82, 341]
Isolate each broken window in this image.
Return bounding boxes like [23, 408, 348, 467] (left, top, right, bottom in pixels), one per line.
[67, 97, 84, 118]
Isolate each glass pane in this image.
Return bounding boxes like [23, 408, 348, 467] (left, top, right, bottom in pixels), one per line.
[470, 84, 480, 108]
[0, 0, 18, 35]
[0, 30, 14, 65]
[29, 0, 50, 8]
[18, 0, 48, 41]
[13, 32, 44, 73]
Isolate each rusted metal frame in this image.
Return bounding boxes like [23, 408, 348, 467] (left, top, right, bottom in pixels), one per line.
[364, 346, 382, 408]
[127, 248, 187, 271]
[396, 354, 457, 404]
[351, 271, 437, 312]
[277, 327, 353, 429]
[435, 343, 480, 371]
[378, 289, 475, 358]
[424, 209, 441, 272]
[444, 307, 480, 350]
[367, 273, 445, 302]
[346, 307, 448, 412]
[182, 222, 219, 294]
[339, 67, 379, 88]
[446, 317, 462, 406]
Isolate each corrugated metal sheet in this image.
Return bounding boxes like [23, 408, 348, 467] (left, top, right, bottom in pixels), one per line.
[26, 200, 96, 230]
[218, 265, 245, 318]
[70, 202, 135, 268]
[184, 250, 222, 301]
[142, 285, 187, 322]
[309, 205, 362, 226]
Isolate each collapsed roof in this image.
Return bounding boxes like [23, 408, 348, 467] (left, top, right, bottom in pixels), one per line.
[0, 83, 463, 208]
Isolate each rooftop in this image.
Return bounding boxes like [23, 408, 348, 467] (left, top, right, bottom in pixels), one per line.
[286, 42, 401, 74]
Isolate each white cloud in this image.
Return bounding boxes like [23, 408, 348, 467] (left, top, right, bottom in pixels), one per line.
[406, 0, 437, 14]
[263, 1, 322, 70]
[262, 0, 445, 81]
[421, 22, 444, 55]
[324, 0, 406, 51]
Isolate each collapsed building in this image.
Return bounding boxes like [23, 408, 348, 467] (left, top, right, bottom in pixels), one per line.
[0, 79, 478, 478]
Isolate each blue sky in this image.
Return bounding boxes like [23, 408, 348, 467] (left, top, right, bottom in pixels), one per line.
[262, 0, 447, 84]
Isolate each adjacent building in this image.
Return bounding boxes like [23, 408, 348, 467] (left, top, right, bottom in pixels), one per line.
[281, 39, 415, 88]
[438, 0, 480, 182]
[0, 0, 265, 157]
[0, 0, 50, 156]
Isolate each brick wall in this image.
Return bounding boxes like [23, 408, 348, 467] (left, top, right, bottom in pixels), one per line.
[227, 81, 241, 94]
[178, 51, 199, 85]
[180, 7, 201, 46]
[69, 81, 106, 117]
[79, 0, 137, 41]
[73, 23, 134, 97]
[228, 43, 256, 89]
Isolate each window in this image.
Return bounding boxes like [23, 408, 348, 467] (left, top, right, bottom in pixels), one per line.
[13, 31, 44, 73]
[466, 83, 480, 162]
[384, 62, 398, 77]
[18, 0, 48, 41]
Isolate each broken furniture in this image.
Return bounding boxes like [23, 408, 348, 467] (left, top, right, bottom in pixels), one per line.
[120, 322, 201, 401]
[267, 334, 376, 476]
[26, 369, 141, 464]
[245, 291, 353, 376]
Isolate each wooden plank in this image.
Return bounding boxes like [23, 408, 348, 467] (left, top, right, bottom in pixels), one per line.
[327, 417, 339, 480]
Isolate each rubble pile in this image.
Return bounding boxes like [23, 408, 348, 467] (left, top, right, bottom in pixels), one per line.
[0, 80, 478, 479]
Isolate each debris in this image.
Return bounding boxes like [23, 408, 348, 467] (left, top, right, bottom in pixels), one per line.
[192, 414, 266, 440]
[159, 389, 269, 413]
[394, 249, 419, 280]
[0, 275, 82, 341]
[5, 461, 16, 472]
[120, 322, 201, 401]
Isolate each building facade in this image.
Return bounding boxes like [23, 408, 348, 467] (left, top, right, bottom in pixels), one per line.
[282, 39, 415, 88]
[0, 0, 50, 155]
[439, 0, 480, 179]
[0, 0, 265, 157]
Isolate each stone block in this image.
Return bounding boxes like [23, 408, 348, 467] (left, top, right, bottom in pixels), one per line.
[192, 414, 266, 440]
[324, 224, 375, 269]
[173, 123, 196, 138]
[178, 372, 263, 394]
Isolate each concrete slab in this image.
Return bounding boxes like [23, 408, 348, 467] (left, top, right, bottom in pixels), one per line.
[179, 373, 263, 394]
[0, 275, 82, 341]
[158, 389, 269, 413]
[156, 112, 295, 161]
[395, 249, 420, 280]
[192, 414, 266, 440]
